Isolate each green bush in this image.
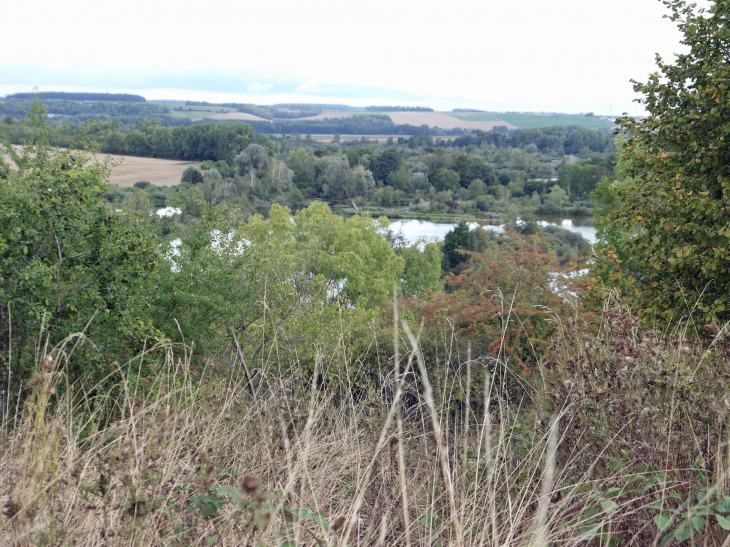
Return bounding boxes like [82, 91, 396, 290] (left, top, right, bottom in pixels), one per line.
[181, 165, 203, 184]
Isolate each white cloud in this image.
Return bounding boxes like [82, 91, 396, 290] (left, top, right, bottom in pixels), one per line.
[246, 81, 275, 94]
[295, 81, 326, 94]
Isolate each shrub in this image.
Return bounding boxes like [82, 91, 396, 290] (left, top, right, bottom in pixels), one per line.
[181, 165, 203, 184]
[133, 180, 151, 189]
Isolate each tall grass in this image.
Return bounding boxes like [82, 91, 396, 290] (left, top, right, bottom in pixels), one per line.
[1, 304, 729, 545]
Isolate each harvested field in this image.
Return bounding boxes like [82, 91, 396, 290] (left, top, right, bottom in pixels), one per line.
[5, 146, 195, 187]
[290, 109, 356, 121]
[102, 154, 198, 187]
[204, 112, 271, 122]
[386, 111, 518, 130]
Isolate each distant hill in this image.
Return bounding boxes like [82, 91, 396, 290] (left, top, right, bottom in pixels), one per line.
[365, 106, 434, 112]
[273, 103, 357, 111]
[5, 92, 146, 102]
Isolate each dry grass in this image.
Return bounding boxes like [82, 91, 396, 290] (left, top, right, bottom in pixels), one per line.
[1, 306, 729, 546]
[5, 145, 196, 187]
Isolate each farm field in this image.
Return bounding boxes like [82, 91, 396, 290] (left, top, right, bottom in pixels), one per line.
[291, 110, 357, 121]
[493, 112, 616, 129]
[102, 153, 196, 186]
[156, 102, 235, 120]
[386, 111, 518, 130]
[449, 112, 505, 122]
[5, 147, 194, 186]
[204, 111, 272, 122]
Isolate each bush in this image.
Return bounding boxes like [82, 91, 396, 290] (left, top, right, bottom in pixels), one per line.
[181, 165, 203, 184]
[133, 180, 151, 189]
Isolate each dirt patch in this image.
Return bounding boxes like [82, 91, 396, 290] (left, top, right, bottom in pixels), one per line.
[204, 112, 271, 122]
[386, 111, 517, 130]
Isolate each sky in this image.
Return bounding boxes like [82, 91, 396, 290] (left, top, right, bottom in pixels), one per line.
[0, 0, 711, 115]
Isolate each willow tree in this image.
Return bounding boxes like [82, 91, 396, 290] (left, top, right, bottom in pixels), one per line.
[605, 0, 730, 326]
[234, 144, 269, 189]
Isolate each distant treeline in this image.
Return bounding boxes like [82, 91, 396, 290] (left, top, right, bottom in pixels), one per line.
[364, 106, 434, 112]
[454, 127, 613, 155]
[0, 116, 265, 162]
[5, 92, 146, 102]
[184, 101, 322, 120]
[244, 115, 467, 136]
[274, 103, 355, 110]
[0, 100, 167, 118]
[452, 108, 486, 112]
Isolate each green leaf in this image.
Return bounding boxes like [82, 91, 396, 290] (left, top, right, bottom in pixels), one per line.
[600, 499, 618, 515]
[654, 514, 672, 531]
[201, 502, 217, 518]
[206, 536, 218, 546]
[313, 514, 330, 532]
[673, 524, 693, 542]
[716, 514, 730, 530]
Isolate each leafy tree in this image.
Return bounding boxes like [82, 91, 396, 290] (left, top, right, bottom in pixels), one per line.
[468, 179, 488, 199]
[387, 166, 410, 191]
[184, 186, 205, 217]
[234, 143, 270, 188]
[464, 161, 496, 186]
[401, 241, 442, 296]
[420, 230, 567, 368]
[370, 149, 402, 183]
[203, 168, 222, 180]
[351, 165, 375, 196]
[433, 168, 461, 192]
[0, 102, 160, 406]
[442, 221, 481, 273]
[181, 165, 203, 184]
[604, 0, 730, 326]
[124, 188, 152, 213]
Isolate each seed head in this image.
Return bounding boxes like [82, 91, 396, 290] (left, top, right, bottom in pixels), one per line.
[27, 373, 46, 388]
[241, 475, 260, 495]
[332, 516, 346, 532]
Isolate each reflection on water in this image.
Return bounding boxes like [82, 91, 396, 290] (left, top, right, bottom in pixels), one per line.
[389, 217, 597, 245]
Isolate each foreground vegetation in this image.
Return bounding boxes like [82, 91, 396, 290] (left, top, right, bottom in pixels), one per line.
[4, 0, 730, 544]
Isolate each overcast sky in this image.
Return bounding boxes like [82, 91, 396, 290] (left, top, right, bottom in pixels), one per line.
[0, 0, 710, 114]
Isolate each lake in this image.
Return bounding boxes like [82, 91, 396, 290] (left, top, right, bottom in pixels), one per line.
[389, 216, 597, 245]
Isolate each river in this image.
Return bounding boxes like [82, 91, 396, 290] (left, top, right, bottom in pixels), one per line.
[389, 216, 597, 245]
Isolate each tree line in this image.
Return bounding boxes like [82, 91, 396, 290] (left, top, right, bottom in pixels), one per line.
[5, 91, 146, 102]
[454, 126, 613, 156]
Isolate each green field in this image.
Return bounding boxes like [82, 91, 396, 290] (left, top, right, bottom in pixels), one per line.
[158, 102, 233, 120]
[451, 111, 615, 129]
[494, 113, 615, 129]
[450, 112, 504, 122]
